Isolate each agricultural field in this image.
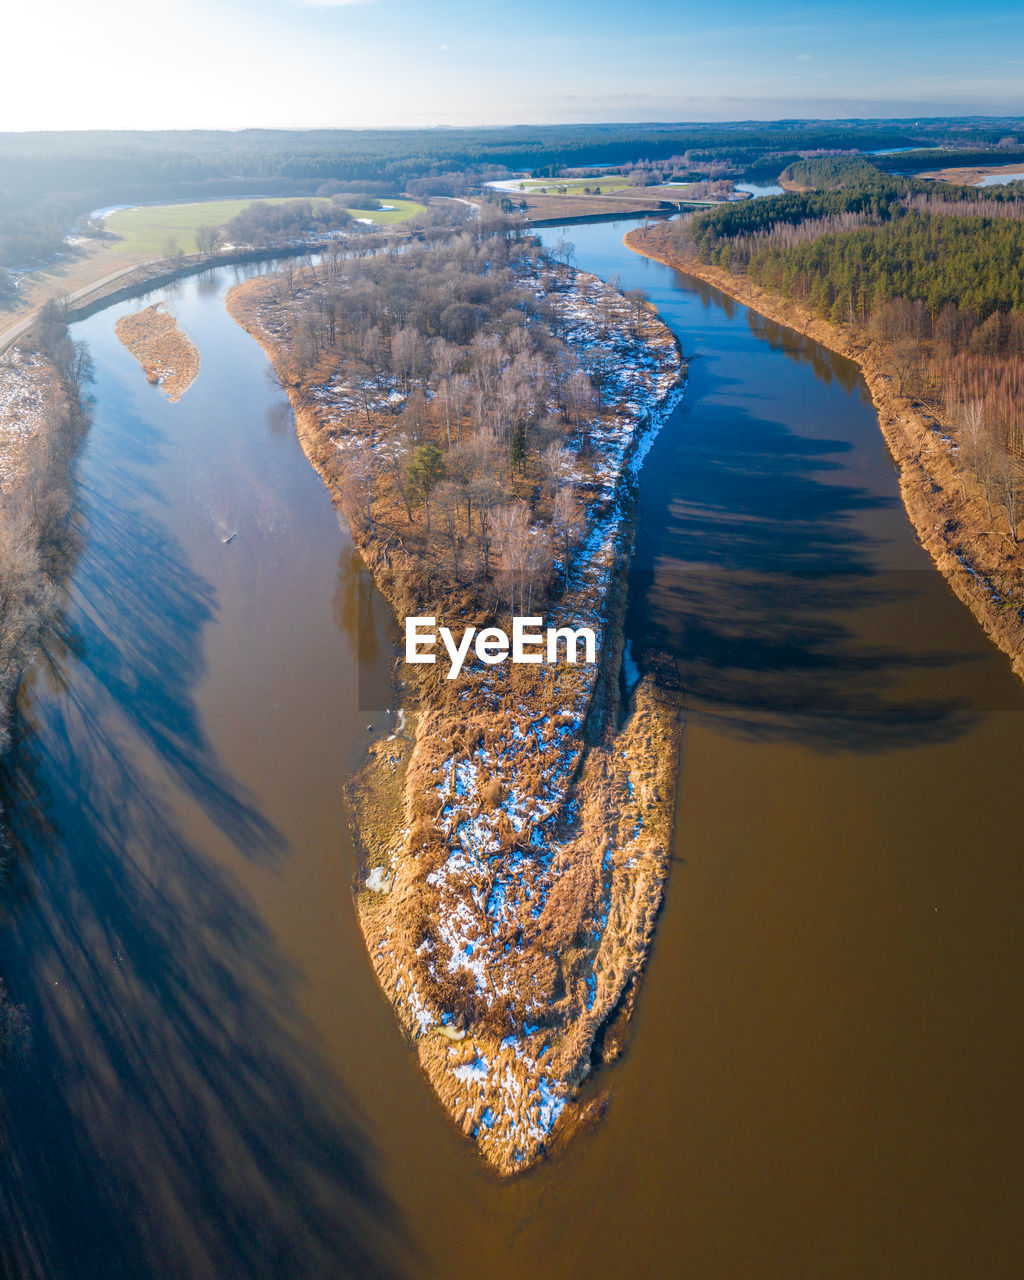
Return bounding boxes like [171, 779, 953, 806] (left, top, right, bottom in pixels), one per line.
[104, 197, 425, 255]
[345, 198, 425, 225]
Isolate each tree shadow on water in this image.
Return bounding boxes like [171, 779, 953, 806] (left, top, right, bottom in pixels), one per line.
[629, 402, 980, 751]
[0, 421, 410, 1278]
[743, 309, 869, 399]
[0, 656, 410, 1280]
[64, 460, 286, 865]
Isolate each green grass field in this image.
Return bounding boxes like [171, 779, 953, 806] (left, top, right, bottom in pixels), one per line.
[346, 198, 424, 226]
[104, 197, 426, 255]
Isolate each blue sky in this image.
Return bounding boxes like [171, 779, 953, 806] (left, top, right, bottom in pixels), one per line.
[2, 0, 1022, 130]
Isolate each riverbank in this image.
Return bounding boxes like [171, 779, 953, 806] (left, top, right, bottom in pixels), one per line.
[1, 235, 393, 360]
[0, 239, 148, 358]
[226, 248, 686, 1174]
[917, 161, 1024, 186]
[0, 348, 60, 493]
[114, 304, 199, 401]
[625, 222, 1024, 682]
[0, 325, 89, 837]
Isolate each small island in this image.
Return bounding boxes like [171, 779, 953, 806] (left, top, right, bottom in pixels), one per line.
[115, 303, 199, 402]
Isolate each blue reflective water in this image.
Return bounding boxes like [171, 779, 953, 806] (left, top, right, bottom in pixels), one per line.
[976, 172, 1024, 187]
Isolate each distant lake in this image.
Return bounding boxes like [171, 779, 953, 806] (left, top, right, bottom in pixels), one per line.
[976, 171, 1024, 187]
[735, 181, 784, 197]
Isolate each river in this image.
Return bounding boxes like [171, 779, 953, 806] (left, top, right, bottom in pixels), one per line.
[2, 221, 1024, 1279]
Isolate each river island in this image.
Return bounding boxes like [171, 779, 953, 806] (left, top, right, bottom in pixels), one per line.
[114, 303, 199, 402]
[226, 214, 685, 1172]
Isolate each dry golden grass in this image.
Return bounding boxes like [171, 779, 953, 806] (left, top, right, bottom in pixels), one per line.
[114, 304, 199, 402]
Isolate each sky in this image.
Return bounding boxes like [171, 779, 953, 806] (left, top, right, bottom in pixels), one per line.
[1, 0, 1022, 131]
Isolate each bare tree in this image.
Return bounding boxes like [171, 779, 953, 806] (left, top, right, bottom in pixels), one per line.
[392, 327, 427, 389]
[400, 388, 430, 444]
[522, 525, 553, 613]
[552, 238, 576, 269]
[958, 399, 997, 517]
[552, 488, 584, 575]
[624, 287, 650, 336]
[540, 442, 570, 496]
[490, 503, 531, 614]
[994, 447, 1023, 542]
[381, 435, 414, 523]
[162, 236, 184, 267]
[339, 444, 377, 535]
[196, 224, 224, 256]
[470, 477, 503, 576]
[433, 479, 463, 574]
[564, 369, 597, 449]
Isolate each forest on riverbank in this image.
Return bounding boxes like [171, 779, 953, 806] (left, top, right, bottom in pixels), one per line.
[676, 157, 1024, 551]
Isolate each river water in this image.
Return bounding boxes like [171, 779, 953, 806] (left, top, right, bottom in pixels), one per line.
[2, 222, 1024, 1279]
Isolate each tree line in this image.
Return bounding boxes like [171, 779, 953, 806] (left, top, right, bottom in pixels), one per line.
[4, 121, 1020, 303]
[681, 156, 1024, 317]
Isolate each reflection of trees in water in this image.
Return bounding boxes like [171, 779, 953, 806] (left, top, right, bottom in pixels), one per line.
[743, 310, 867, 399]
[0, 403, 406, 1278]
[627, 400, 978, 752]
[264, 398, 292, 439]
[332, 550, 401, 718]
[672, 270, 870, 400]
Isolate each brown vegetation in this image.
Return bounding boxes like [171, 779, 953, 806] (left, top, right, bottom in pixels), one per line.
[626, 221, 1024, 681]
[114, 304, 199, 401]
[226, 218, 685, 1172]
[917, 163, 1024, 186]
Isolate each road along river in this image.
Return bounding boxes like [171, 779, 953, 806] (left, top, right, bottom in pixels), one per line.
[1, 223, 1024, 1279]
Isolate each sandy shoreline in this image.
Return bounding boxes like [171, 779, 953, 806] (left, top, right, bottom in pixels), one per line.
[624, 223, 1024, 683]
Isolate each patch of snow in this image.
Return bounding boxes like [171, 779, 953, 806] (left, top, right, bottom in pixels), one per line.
[365, 866, 390, 893]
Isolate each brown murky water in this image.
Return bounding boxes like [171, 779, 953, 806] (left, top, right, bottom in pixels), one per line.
[2, 225, 1024, 1279]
